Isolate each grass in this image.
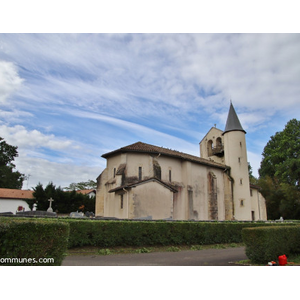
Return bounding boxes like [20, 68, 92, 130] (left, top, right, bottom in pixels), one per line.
[235, 254, 300, 266]
[67, 242, 244, 256]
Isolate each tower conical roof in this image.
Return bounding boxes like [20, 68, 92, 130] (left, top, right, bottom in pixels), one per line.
[222, 103, 246, 135]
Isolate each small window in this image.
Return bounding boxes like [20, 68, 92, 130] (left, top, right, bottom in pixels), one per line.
[240, 142, 242, 147]
[120, 194, 123, 209]
[207, 140, 213, 156]
[113, 168, 116, 178]
[138, 167, 142, 181]
[238, 157, 241, 163]
[240, 179, 243, 185]
[250, 189, 253, 197]
[169, 170, 172, 182]
[240, 199, 244, 207]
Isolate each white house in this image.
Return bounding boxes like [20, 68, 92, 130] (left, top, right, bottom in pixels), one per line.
[76, 189, 96, 198]
[95, 103, 267, 221]
[0, 188, 34, 214]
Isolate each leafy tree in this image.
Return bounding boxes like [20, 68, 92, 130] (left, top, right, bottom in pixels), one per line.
[259, 119, 300, 187]
[64, 179, 97, 191]
[257, 176, 283, 220]
[33, 182, 95, 213]
[258, 119, 300, 219]
[0, 137, 25, 189]
[248, 163, 258, 184]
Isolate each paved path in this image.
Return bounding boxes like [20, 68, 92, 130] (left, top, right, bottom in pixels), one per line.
[62, 246, 247, 266]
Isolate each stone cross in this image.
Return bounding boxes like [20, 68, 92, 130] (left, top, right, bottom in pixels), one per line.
[47, 197, 54, 212]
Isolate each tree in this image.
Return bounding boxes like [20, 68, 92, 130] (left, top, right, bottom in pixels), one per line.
[64, 179, 97, 191]
[0, 137, 25, 189]
[33, 182, 95, 213]
[248, 163, 258, 184]
[258, 119, 300, 219]
[259, 119, 300, 187]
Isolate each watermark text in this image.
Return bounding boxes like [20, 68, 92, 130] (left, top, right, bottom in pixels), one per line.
[0, 257, 54, 264]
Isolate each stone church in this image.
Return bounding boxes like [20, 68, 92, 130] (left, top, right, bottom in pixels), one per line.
[95, 103, 267, 221]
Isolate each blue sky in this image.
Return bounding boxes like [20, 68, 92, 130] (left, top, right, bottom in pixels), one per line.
[1, 33, 300, 189]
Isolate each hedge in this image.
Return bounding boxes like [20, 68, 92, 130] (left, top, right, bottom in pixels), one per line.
[242, 225, 300, 264]
[2, 216, 297, 265]
[0, 217, 70, 266]
[64, 219, 288, 248]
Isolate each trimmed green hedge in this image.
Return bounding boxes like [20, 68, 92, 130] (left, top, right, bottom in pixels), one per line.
[242, 225, 300, 264]
[64, 219, 286, 248]
[0, 218, 70, 266]
[2, 216, 297, 266]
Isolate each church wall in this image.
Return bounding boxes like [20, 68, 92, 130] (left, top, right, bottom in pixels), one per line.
[106, 154, 127, 187]
[132, 181, 173, 220]
[126, 153, 154, 180]
[95, 168, 107, 216]
[192, 171, 207, 220]
[223, 172, 234, 220]
[250, 188, 267, 220]
[102, 190, 129, 219]
[259, 192, 267, 220]
[152, 155, 185, 220]
[173, 185, 185, 220]
[153, 155, 183, 182]
[216, 170, 226, 220]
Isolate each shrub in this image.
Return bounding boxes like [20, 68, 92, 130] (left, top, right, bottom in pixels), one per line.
[64, 219, 292, 249]
[98, 249, 111, 255]
[242, 225, 300, 264]
[0, 217, 69, 266]
[166, 246, 181, 252]
[135, 247, 151, 253]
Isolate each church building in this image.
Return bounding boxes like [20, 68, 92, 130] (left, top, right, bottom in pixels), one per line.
[95, 103, 267, 221]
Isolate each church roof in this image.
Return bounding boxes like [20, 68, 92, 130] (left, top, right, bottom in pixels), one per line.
[102, 141, 228, 169]
[222, 103, 246, 135]
[108, 177, 178, 193]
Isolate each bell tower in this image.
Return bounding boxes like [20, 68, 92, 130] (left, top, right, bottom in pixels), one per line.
[222, 103, 251, 220]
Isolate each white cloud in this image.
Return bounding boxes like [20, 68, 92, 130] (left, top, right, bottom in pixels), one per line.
[0, 60, 24, 104]
[66, 109, 198, 155]
[3, 34, 299, 129]
[15, 156, 102, 189]
[0, 124, 72, 151]
[0, 123, 105, 188]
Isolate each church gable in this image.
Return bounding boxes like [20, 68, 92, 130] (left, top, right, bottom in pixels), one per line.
[131, 180, 174, 220]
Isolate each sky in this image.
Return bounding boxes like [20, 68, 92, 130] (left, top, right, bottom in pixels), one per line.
[1, 33, 300, 189]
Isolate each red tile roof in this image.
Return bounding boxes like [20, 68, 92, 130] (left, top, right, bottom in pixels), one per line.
[102, 141, 227, 169]
[0, 188, 34, 200]
[76, 189, 96, 195]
